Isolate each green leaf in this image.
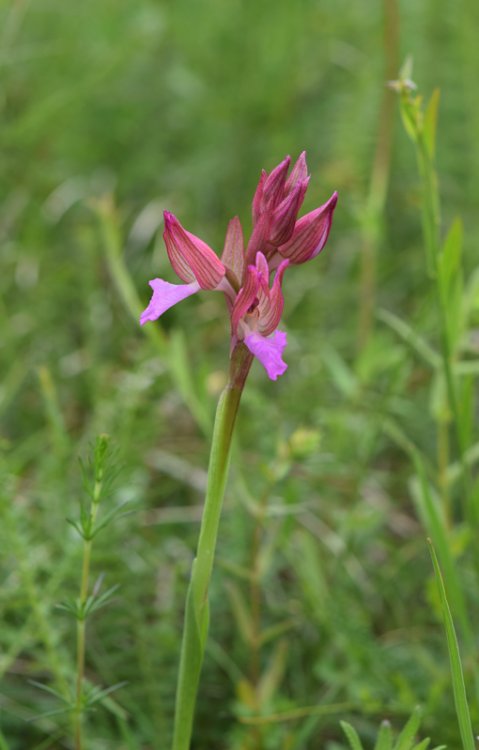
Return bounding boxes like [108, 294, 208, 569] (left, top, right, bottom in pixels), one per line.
[457, 375, 474, 451]
[0, 727, 11, 750]
[438, 218, 464, 348]
[428, 541, 475, 750]
[423, 88, 440, 158]
[412, 740, 430, 750]
[29, 680, 71, 705]
[90, 500, 134, 538]
[84, 584, 120, 617]
[374, 720, 393, 750]
[28, 706, 71, 722]
[410, 453, 472, 649]
[440, 217, 464, 292]
[395, 706, 421, 750]
[85, 680, 128, 707]
[55, 598, 82, 619]
[66, 517, 87, 539]
[439, 218, 465, 351]
[341, 721, 365, 750]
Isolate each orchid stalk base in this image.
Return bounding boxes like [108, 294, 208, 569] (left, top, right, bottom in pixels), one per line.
[171, 346, 252, 750]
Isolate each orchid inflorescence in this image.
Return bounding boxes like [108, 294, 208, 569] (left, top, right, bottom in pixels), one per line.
[140, 153, 338, 380]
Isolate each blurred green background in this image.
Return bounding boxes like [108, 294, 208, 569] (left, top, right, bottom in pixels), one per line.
[1, 0, 479, 748]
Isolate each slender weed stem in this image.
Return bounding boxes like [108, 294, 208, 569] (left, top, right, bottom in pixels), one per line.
[396, 74, 473, 521]
[69, 436, 113, 750]
[357, 0, 399, 350]
[74, 479, 101, 750]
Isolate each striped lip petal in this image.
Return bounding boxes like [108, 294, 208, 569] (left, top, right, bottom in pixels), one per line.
[163, 211, 225, 289]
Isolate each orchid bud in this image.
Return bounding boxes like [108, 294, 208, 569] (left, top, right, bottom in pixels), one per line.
[163, 211, 225, 289]
[278, 192, 338, 264]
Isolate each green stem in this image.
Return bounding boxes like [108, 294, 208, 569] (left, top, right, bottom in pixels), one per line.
[171, 345, 253, 750]
[416, 135, 472, 521]
[74, 481, 101, 750]
[357, 0, 398, 350]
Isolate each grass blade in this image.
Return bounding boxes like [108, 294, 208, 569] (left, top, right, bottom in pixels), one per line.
[428, 540, 475, 750]
[340, 720, 364, 750]
[374, 720, 393, 750]
[395, 706, 421, 750]
[411, 453, 473, 651]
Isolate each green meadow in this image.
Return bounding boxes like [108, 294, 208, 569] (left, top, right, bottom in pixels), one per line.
[1, 1, 479, 748]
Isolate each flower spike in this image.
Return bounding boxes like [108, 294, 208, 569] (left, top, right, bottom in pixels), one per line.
[140, 152, 338, 381]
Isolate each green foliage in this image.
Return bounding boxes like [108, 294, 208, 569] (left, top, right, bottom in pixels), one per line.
[341, 708, 446, 750]
[428, 543, 475, 750]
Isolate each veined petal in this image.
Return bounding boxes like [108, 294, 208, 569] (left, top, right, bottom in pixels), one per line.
[245, 212, 271, 264]
[163, 211, 225, 289]
[284, 151, 308, 194]
[257, 259, 289, 335]
[245, 330, 288, 380]
[269, 178, 309, 246]
[252, 170, 267, 224]
[231, 265, 260, 335]
[278, 192, 338, 264]
[255, 251, 270, 285]
[140, 278, 200, 325]
[221, 216, 245, 287]
[261, 156, 291, 212]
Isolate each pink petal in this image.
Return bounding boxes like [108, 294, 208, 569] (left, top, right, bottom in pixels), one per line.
[163, 211, 225, 289]
[255, 251, 270, 284]
[231, 265, 260, 335]
[221, 216, 245, 287]
[140, 278, 200, 325]
[269, 178, 309, 246]
[284, 151, 308, 194]
[278, 192, 338, 264]
[245, 212, 271, 264]
[257, 259, 289, 335]
[261, 156, 291, 213]
[252, 170, 267, 224]
[245, 330, 288, 380]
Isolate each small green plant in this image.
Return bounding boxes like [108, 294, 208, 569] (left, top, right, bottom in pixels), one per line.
[341, 707, 446, 750]
[32, 436, 127, 749]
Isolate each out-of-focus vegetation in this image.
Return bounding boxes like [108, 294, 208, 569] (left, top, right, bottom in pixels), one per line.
[1, 0, 479, 748]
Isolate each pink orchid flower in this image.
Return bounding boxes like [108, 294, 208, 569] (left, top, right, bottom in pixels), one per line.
[140, 154, 337, 380]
